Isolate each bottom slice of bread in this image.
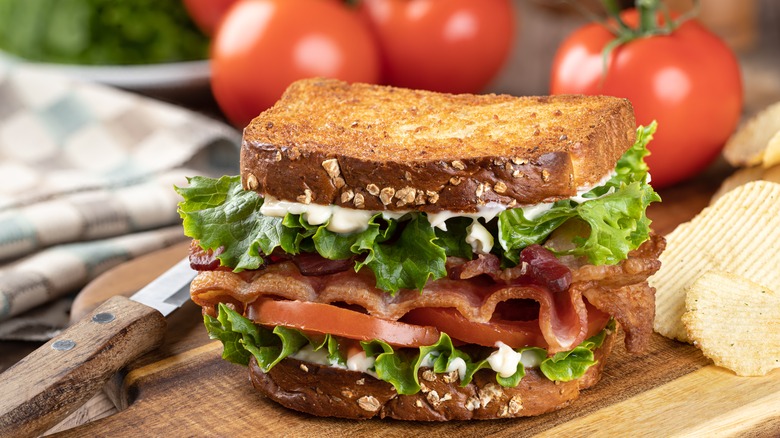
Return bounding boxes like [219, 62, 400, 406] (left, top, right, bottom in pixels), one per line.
[248, 330, 616, 421]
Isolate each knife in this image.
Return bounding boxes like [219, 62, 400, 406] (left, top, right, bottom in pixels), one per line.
[0, 257, 196, 438]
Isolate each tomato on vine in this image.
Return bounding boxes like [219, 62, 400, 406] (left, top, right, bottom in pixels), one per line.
[550, 0, 742, 189]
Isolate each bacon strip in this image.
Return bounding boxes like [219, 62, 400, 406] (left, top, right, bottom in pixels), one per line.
[190, 234, 664, 354]
[191, 267, 587, 353]
[572, 234, 665, 353]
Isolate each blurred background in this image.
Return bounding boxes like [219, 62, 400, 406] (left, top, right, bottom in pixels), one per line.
[2, 0, 777, 117]
[3, 0, 777, 190]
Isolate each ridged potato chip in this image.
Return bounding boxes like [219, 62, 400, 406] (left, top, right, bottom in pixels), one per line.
[682, 271, 780, 376]
[710, 166, 764, 204]
[710, 164, 780, 204]
[723, 101, 780, 167]
[651, 181, 780, 342]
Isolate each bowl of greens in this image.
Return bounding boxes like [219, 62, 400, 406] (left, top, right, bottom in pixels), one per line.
[0, 0, 211, 91]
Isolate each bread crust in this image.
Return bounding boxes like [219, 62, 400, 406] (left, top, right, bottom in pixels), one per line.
[248, 330, 616, 420]
[241, 78, 635, 212]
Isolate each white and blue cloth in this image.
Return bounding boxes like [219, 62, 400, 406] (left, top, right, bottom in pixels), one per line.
[0, 60, 239, 339]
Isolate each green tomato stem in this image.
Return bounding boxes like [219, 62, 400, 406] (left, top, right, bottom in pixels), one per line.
[593, 0, 700, 84]
[637, 0, 662, 34]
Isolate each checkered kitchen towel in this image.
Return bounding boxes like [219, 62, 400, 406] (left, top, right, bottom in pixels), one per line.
[0, 59, 240, 339]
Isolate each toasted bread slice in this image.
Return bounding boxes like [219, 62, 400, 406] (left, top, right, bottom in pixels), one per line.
[241, 78, 635, 212]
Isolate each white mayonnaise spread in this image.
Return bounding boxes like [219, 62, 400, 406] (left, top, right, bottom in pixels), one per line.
[346, 350, 376, 374]
[447, 357, 468, 381]
[465, 220, 494, 254]
[290, 344, 346, 369]
[520, 202, 556, 221]
[260, 198, 374, 233]
[418, 351, 438, 369]
[258, 171, 617, 234]
[486, 341, 547, 378]
[290, 342, 548, 381]
[487, 342, 525, 378]
[290, 346, 381, 377]
[416, 352, 468, 381]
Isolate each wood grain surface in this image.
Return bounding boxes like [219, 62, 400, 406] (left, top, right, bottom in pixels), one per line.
[42, 168, 780, 437]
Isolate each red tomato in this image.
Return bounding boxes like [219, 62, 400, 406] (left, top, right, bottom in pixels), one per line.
[550, 10, 742, 189]
[211, 0, 380, 127]
[403, 306, 610, 350]
[358, 0, 514, 94]
[403, 308, 546, 348]
[182, 0, 238, 36]
[247, 299, 441, 347]
[247, 298, 609, 351]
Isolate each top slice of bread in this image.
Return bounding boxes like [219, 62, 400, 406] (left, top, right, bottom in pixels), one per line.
[241, 78, 635, 212]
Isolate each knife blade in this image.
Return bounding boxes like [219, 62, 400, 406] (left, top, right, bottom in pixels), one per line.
[0, 257, 196, 438]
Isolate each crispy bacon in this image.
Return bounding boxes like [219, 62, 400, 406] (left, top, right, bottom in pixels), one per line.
[521, 245, 572, 294]
[190, 234, 664, 354]
[189, 241, 223, 271]
[572, 234, 665, 353]
[291, 252, 355, 276]
[448, 254, 527, 282]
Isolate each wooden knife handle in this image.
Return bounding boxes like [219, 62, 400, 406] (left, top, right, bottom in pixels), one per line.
[0, 296, 167, 438]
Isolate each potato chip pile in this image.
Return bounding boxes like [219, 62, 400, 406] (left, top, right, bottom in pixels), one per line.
[716, 101, 780, 202]
[650, 181, 780, 376]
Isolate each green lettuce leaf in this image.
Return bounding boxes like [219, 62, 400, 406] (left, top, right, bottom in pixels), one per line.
[322, 334, 346, 366]
[497, 201, 574, 262]
[498, 124, 660, 265]
[205, 305, 614, 394]
[416, 333, 471, 378]
[176, 176, 289, 271]
[601, 122, 656, 190]
[538, 319, 614, 381]
[433, 217, 474, 259]
[204, 303, 307, 371]
[539, 346, 596, 382]
[311, 214, 395, 261]
[203, 303, 263, 366]
[355, 214, 447, 293]
[177, 178, 450, 293]
[281, 214, 318, 254]
[243, 326, 308, 373]
[362, 339, 420, 395]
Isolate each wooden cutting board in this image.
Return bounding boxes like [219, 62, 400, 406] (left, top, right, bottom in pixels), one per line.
[47, 171, 780, 437]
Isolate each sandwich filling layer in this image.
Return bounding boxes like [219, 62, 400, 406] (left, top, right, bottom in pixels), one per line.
[204, 302, 617, 395]
[179, 125, 658, 293]
[179, 124, 662, 395]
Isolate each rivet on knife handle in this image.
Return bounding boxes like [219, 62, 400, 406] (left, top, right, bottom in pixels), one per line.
[0, 296, 167, 438]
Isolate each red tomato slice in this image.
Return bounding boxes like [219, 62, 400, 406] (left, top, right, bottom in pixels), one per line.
[247, 299, 611, 350]
[403, 305, 611, 349]
[403, 308, 544, 348]
[246, 299, 440, 348]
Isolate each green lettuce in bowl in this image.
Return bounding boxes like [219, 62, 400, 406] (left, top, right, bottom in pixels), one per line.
[0, 0, 209, 65]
